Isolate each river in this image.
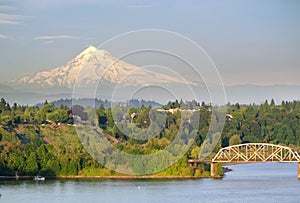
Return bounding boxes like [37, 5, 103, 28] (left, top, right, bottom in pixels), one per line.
[0, 163, 299, 203]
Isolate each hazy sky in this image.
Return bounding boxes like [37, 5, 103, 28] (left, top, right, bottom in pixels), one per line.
[0, 0, 299, 85]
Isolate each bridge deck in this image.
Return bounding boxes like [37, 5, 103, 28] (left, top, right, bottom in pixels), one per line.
[188, 159, 211, 163]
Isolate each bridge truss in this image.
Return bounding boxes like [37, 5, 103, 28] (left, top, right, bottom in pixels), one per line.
[212, 143, 300, 163]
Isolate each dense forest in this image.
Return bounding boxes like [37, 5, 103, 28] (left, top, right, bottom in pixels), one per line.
[0, 97, 299, 177]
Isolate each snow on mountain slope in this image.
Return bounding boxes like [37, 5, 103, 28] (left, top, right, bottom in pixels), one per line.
[14, 46, 189, 88]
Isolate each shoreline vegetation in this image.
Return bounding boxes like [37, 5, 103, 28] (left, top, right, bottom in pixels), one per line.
[0, 175, 222, 180]
[0, 97, 299, 178]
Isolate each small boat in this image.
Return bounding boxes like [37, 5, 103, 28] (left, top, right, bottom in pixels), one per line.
[15, 171, 19, 179]
[33, 176, 45, 181]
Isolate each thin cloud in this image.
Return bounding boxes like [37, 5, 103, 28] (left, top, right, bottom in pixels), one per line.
[127, 4, 153, 8]
[0, 6, 18, 10]
[0, 13, 28, 25]
[42, 40, 55, 45]
[34, 35, 80, 40]
[0, 34, 10, 39]
[22, 0, 116, 8]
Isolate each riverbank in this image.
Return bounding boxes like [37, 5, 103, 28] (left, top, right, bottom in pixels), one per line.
[0, 175, 223, 180]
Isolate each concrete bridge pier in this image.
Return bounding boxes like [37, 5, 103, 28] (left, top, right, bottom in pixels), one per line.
[298, 162, 300, 179]
[211, 162, 216, 177]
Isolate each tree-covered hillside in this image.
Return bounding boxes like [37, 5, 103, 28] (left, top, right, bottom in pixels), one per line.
[0, 98, 299, 177]
[222, 100, 300, 148]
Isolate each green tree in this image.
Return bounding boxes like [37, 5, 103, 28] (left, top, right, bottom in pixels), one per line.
[229, 134, 242, 146]
[25, 152, 39, 175]
[97, 104, 107, 129]
[190, 146, 200, 159]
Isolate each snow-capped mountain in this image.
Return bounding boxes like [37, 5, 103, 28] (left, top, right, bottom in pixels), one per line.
[13, 46, 189, 88]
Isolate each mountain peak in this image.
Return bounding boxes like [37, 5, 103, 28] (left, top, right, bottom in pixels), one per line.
[13, 46, 189, 88]
[84, 45, 97, 52]
[79, 45, 98, 56]
[77, 45, 111, 60]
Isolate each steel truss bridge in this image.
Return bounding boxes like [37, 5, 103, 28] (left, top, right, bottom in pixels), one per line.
[189, 143, 300, 178]
[212, 143, 300, 163]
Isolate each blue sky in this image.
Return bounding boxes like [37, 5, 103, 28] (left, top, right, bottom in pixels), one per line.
[0, 0, 299, 85]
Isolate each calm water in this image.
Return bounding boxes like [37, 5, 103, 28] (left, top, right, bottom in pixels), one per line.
[0, 163, 299, 203]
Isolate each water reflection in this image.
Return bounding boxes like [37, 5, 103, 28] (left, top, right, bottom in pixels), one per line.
[0, 163, 299, 203]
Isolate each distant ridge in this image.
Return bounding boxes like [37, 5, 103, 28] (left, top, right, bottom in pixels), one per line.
[0, 83, 15, 93]
[225, 84, 300, 104]
[35, 98, 162, 109]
